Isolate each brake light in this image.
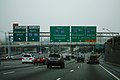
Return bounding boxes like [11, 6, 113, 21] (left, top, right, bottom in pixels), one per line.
[29, 58, 32, 60]
[22, 58, 24, 60]
[34, 58, 37, 61]
[40, 58, 43, 62]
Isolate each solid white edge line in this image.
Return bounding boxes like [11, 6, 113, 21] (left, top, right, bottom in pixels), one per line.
[56, 78, 61, 80]
[3, 71, 15, 75]
[99, 64, 120, 80]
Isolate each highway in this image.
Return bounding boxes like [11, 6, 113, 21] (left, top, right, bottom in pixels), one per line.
[0, 59, 120, 80]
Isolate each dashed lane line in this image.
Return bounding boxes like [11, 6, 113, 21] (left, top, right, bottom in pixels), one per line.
[70, 69, 74, 72]
[56, 78, 61, 80]
[3, 71, 15, 75]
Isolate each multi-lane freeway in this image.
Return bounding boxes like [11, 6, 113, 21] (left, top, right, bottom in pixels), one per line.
[0, 58, 120, 80]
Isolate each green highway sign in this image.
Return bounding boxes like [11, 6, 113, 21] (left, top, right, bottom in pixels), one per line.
[27, 26, 40, 42]
[85, 26, 96, 42]
[13, 26, 26, 42]
[71, 26, 96, 42]
[50, 26, 70, 42]
[71, 26, 85, 42]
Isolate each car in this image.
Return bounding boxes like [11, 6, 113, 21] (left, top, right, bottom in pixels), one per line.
[76, 55, 85, 63]
[71, 53, 75, 59]
[33, 54, 47, 65]
[87, 55, 100, 64]
[46, 53, 65, 68]
[22, 53, 34, 64]
[64, 55, 71, 61]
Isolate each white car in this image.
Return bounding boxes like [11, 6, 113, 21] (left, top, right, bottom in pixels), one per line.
[22, 54, 34, 64]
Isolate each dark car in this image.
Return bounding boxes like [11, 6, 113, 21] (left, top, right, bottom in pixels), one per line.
[87, 55, 99, 64]
[46, 53, 65, 68]
[65, 55, 71, 61]
[33, 55, 47, 65]
[76, 55, 85, 63]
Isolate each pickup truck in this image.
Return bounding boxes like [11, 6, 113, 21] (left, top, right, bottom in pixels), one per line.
[87, 54, 100, 64]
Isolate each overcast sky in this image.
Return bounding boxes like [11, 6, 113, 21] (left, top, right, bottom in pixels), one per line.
[0, 0, 120, 40]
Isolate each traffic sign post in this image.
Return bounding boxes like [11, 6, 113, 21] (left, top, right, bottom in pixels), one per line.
[27, 26, 40, 42]
[13, 26, 26, 42]
[71, 26, 96, 42]
[50, 26, 70, 42]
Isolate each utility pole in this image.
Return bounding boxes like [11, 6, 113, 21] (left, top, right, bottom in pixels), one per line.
[4, 32, 7, 56]
[8, 33, 11, 58]
[0, 31, 7, 57]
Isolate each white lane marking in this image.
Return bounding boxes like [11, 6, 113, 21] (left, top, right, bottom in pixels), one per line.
[99, 64, 120, 80]
[4, 66, 12, 68]
[70, 69, 74, 72]
[78, 66, 80, 68]
[3, 71, 15, 75]
[56, 78, 61, 80]
[34, 66, 39, 69]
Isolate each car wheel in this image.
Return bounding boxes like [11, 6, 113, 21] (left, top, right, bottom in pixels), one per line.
[22, 62, 24, 64]
[82, 60, 84, 63]
[97, 62, 99, 64]
[43, 62, 45, 65]
[34, 63, 36, 65]
[37, 63, 38, 65]
[61, 64, 65, 68]
[47, 65, 49, 68]
[50, 65, 52, 68]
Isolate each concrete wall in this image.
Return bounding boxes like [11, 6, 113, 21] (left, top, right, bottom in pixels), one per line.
[104, 43, 120, 65]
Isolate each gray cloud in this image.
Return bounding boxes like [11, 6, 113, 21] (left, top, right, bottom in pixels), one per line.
[0, 0, 120, 40]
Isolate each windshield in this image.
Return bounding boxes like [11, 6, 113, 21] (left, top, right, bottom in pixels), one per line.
[23, 55, 31, 57]
[49, 54, 60, 58]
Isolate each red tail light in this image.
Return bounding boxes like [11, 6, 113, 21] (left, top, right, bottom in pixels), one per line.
[33, 58, 37, 62]
[29, 58, 32, 60]
[40, 58, 43, 62]
[22, 58, 24, 60]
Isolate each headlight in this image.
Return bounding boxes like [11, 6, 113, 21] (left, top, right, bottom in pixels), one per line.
[58, 58, 61, 60]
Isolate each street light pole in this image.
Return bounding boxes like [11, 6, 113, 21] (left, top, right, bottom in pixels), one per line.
[103, 28, 114, 45]
[4, 32, 7, 56]
[0, 31, 7, 56]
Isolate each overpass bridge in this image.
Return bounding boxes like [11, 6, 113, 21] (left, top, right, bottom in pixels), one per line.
[8, 31, 119, 37]
[0, 31, 119, 57]
[0, 31, 119, 47]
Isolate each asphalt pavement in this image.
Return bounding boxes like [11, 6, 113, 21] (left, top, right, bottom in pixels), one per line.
[0, 59, 120, 80]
